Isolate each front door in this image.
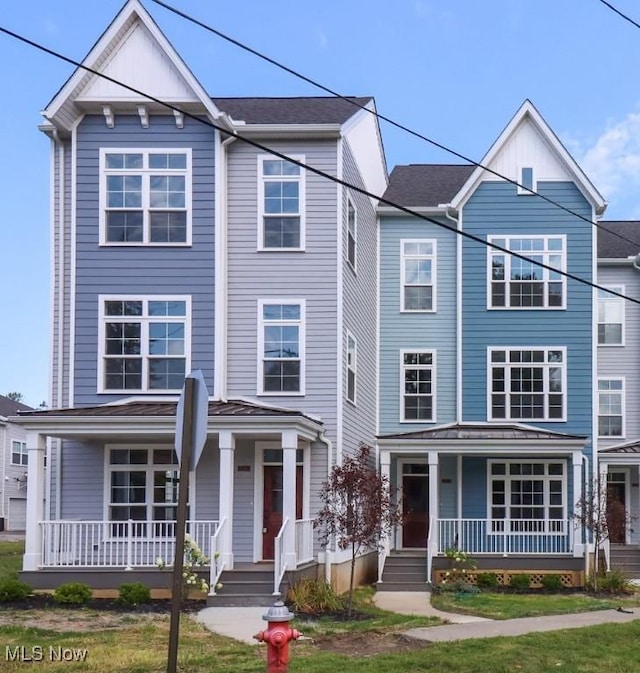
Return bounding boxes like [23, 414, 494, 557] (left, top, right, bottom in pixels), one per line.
[402, 464, 429, 548]
[607, 477, 627, 544]
[262, 465, 303, 560]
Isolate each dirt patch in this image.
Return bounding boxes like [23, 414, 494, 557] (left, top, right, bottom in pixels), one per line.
[311, 630, 429, 657]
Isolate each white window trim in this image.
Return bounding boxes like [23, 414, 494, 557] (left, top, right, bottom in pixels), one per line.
[257, 154, 306, 252]
[347, 197, 357, 273]
[97, 294, 192, 394]
[597, 377, 625, 439]
[257, 298, 306, 396]
[346, 330, 357, 405]
[487, 459, 567, 534]
[516, 166, 537, 195]
[487, 234, 566, 310]
[400, 239, 437, 313]
[597, 285, 625, 347]
[399, 349, 437, 423]
[99, 148, 193, 247]
[11, 440, 28, 466]
[487, 346, 567, 422]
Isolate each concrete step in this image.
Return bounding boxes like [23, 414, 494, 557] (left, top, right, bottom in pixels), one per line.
[218, 569, 273, 583]
[376, 580, 430, 592]
[382, 569, 426, 582]
[206, 593, 277, 607]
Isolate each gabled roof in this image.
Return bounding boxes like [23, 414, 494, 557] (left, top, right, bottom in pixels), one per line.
[378, 422, 586, 442]
[597, 221, 640, 259]
[0, 395, 32, 419]
[450, 100, 606, 215]
[381, 164, 474, 208]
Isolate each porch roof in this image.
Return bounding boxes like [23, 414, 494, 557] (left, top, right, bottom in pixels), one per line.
[600, 439, 640, 454]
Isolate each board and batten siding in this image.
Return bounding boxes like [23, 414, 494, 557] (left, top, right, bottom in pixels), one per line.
[225, 139, 339, 442]
[461, 181, 594, 454]
[73, 114, 216, 405]
[341, 140, 377, 456]
[378, 215, 457, 434]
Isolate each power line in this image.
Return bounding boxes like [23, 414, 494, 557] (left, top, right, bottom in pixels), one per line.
[0, 23, 638, 308]
[598, 0, 640, 30]
[151, 0, 640, 252]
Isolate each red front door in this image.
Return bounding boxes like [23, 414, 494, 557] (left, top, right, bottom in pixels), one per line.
[262, 465, 303, 560]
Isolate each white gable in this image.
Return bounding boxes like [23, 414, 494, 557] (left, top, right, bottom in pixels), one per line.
[76, 21, 197, 104]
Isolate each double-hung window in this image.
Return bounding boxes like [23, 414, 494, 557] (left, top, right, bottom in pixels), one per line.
[259, 301, 305, 394]
[489, 348, 565, 421]
[99, 297, 190, 393]
[489, 235, 565, 308]
[598, 286, 624, 345]
[100, 149, 191, 245]
[598, 379, 624, 438]
[347, 200, 357, 271]
[401, 240, 436, 311]
[11, 441, 27, 466]
[346, 332, 357, 404]
[259, 156, 305, 250]
[401, 351, 435, 422]
[489, 460, 566, 533]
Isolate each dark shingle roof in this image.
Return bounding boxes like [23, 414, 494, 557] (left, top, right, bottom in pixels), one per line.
[379, 423, 586, 441]
[600, 439, 640, 454]
[212, 97, 372, 125]
[0, 395, 32, 418]
[598, 221, 640, 259]
[381, 164, 474, 208]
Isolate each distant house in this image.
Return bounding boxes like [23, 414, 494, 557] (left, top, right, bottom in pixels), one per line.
[0, 395, 33, 531]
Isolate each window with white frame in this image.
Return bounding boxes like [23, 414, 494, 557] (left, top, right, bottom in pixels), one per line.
[516, 166, 536, 195]
[100, 297, 189, 393]
[598, 379, 624, 437]
[346, 332, 357, 404]
[401, 240, 436, 311]
[490, 461, 566, 532]
[101, 150, 191, 245]
[107, 447, 180, 527]
[259, 301, 304, 394]
[598, 286, 624, 345]
[489, 348, 565, 421]
[259, 156, 304, 249]
[489, 236, 565, 308]
[347, 200, 357, 271]
[11, 441, 27, 466]
[401, 351, 435, 421]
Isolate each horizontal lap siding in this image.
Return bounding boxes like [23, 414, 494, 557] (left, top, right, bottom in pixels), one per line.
[73, 115, 216, 405]
[232, 440, 255, 563]
[379, 216, 457, 434]
[195, 440, 219, 521]
[461, 181, 593, 456]
[59, 440, 104, 519]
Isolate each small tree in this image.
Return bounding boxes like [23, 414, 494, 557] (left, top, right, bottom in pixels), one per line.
[314, 444, 402, 616]
[6, 392, 23, 402]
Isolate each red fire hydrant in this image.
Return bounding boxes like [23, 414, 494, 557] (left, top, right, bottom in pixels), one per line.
[254, 600, 301, 673]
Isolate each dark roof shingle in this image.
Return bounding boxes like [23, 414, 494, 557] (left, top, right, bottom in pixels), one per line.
[597, 221, 640, 259]
[382, 164, 474, 208]
[0, 395, 32, 418]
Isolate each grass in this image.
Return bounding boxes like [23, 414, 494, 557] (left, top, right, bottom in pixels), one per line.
[431, 589, 640, 620]
[0, 540, 23, 578]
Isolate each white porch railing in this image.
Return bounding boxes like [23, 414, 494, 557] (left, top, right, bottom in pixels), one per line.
[208, 517, 227, 596]
[438, 518, 572, 555]
[295, 518, 314, 565]
[40, 520, 218, 568]
[273, 517, 290, 595]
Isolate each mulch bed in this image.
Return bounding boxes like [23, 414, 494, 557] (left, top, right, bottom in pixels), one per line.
[3, 594, 204, 613]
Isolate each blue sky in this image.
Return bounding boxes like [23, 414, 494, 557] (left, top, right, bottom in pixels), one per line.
[1, 0, 640, 407]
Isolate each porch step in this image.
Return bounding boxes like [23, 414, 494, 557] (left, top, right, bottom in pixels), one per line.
[378, 552, 429, 591]
[207, 565, 287, 607]
[609, 545, 640, 577]
[376, 580, 430, 592]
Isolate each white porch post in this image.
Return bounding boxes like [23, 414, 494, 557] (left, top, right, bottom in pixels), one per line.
[282, 429, 298, 569]
[218, 430, 235, 570]
[572, 452, 584, 557]
[380, 451, 392, 555]
[428, 451, 439, 553]
[23, 432, 46, 571]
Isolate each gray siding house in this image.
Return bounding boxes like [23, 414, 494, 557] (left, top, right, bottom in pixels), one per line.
[15, 0, 386, 602]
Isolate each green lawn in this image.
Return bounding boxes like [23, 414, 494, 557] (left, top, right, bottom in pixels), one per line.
[0, 540, 23, 578]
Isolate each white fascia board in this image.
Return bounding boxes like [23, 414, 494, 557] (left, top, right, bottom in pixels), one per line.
[599, 454, 640, 465]
[375, 439, 587, 454]
[450, 100, 606, 214]
[597, 259, 635, 266]
[234, 124, 342, 139]
[377, 206, 447, 215]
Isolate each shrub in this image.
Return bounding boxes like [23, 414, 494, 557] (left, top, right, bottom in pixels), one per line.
[0, 578, 32, 602]
[287, 578, 343, 614]
[509, 574, 531, 592]
[53, 582, 92, 605]
[594, 570, 633, 595]
[118, 582, 151, 606]
[475, 572, 499, 589]
[541, 574, 564, 592]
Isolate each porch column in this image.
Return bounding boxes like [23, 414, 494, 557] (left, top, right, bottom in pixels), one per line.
[23, 432, 46, 571]
[282, 429, 298, 569]
[218, 431, 235, 570]
[380, 451, 392, 560]
[572, 452, 584, 557]
[428, 451, 439, 553]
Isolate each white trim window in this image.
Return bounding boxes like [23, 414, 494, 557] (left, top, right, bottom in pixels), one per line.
[488, 235, 565, 309]
[258, 300, 305, 395]
[258, 155, 305, 250]
[489, 347, 565, 421]
[401, 351, 435, 422]
[516, 166, 536, 195]
[401, 240, 436, 312]
[346, 331, 357, 404]
[100, 149, 191, 245]
[598, 286, 624, 345]
[347, 199, 357, 271]
[99, 296, 190, 393]
[489, 460, 566, 533]
[598, 379, 624, 438]
[11, 440, 27, 466]
[107, 447, 179, 526]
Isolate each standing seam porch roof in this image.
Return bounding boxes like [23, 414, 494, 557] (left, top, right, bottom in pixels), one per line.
[378, 423, 587, 441]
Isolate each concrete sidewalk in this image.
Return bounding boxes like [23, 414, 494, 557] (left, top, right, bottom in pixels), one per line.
[372, 591, 490, 623]
[195, 607, 267, 644]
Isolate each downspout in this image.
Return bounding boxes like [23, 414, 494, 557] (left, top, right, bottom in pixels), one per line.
[1, 423, 6, 523]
